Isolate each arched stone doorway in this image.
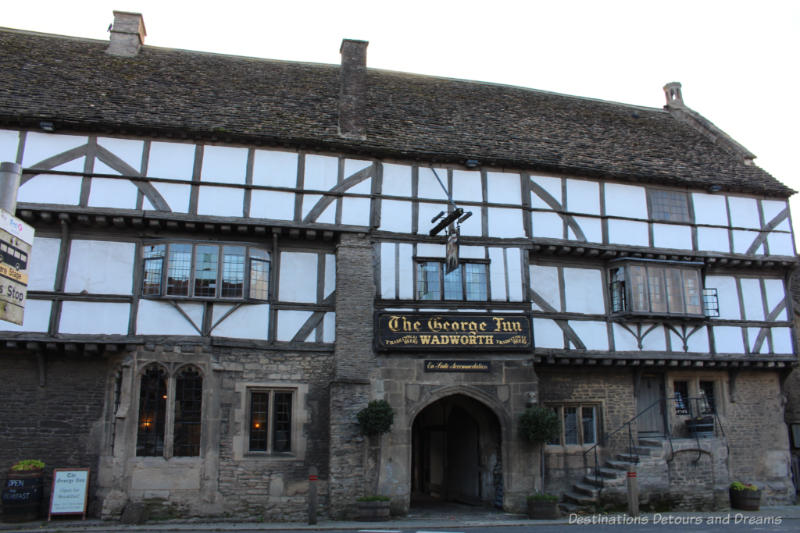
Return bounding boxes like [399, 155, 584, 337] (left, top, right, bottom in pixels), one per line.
[411, 394, 502, 508]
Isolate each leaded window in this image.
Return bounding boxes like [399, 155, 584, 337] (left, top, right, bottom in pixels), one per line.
[415, 260, 488, 301]
[547, 404, 598, 446]
[648, 189, 691, 223]
[248, 389, 294, 454]
[610, 260, 704, 317]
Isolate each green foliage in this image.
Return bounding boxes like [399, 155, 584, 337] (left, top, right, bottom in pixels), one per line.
[527, 492, 558, 502]
[356, 495, 390, 502]
[730, 481, 758, 491]
[519, 406, 560, 444]
[357, 400, 394, 436]
[10, 459, 45, 471]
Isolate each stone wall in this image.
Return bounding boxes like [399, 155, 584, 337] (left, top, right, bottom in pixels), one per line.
[0, 351, 109, 517]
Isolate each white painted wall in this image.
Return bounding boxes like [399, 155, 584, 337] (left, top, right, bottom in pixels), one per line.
[653, 224, 692, 250]
[382, 163, 412, 197]
[705, 276, 741, 320]
[569, 320, 608, 350]
[487, 172, 521, 205]
[697, 227, 730, 253]
[0, 129, 19, 161]
[88, 176, 139, 209]
[0, 299, 51, 333]
[533, 318, 564, 348]
[488, 207, 525, 238]
[136, 300, 203, 336]
[279, 252, 318, 303]
[771, 327, 794, 354]
[530, 265, 560, 311]
[532, 211, 563, 239]
[566, 179, 600, 215]
[739, 278, 765, 321]
[252, 149, 298, 188]
[728, 196, 761, 229]
[65, 240, 135, 295]
[692, 193, 727, 226]
[59, 301, 129, 334]
[488, 247, 507, 301]
[379, 200, 412, 233]
[201, 145, 248, 184]
[211, 304, 269, 340]
[605, 183, 647, 219]
[713, 326, 746, 354]
[197, 186, 244, 217]
[380, 242, 395, 300]
[28, 237, 60, 291]
[608, 219, 648, 246]
[148, 141, 195, 181]
[452, 170, 482, 202]
[563, 268, 604, 314]
[571, 216, 602, 243]
[276, 309, 313, 341]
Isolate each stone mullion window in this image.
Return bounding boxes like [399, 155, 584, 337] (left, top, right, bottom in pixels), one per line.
[247, 388, 294, 455]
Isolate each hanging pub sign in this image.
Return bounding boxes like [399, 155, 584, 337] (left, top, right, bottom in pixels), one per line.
[375, 312, 531, 351]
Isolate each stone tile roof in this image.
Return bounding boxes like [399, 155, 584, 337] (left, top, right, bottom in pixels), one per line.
[0, 28, 793, 197]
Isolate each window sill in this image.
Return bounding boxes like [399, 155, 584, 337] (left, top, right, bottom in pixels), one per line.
[610, 312, 708, 322]
[242, 452, 297, 461]
[141, 295, 268, 304]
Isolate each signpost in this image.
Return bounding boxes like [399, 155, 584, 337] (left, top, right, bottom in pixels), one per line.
[48, 468, 90, 520]
[0, 209, 34, 325]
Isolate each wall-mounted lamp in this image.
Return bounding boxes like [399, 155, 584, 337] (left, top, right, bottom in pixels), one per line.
[464, 159, 480, 169]
[39, 121, 55, 132]
[707, 184, 722, 193]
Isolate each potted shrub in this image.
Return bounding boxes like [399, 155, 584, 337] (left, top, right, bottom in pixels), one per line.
[356, 495, 391, 521]
[357, 400, 394, 436]
[527, 492, 560, 519]
[519, 406, 560, 444]
[729, 481, 761, 510]
[1, 460, 45, 522]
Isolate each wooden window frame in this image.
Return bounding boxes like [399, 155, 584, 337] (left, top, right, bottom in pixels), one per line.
[609, 259, 705, 318]
[413, 258, 489, 301]
[246, 388, 296, 456]
[647, 188, 692, 223]
[545, 403, 600, 448]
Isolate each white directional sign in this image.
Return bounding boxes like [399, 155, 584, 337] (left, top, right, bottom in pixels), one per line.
[0, 209, 34, 325]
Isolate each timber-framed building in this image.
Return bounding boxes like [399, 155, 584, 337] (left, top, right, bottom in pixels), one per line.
[0, 11, 797, 520]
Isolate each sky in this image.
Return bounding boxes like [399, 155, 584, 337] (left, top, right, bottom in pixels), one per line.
[4, 0, 800, 236]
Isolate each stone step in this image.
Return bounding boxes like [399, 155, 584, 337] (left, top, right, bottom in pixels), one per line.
[615, 453, 640, 463]
[606, 459, 631, 471]
[632, 445, 658, 456]
[593, 467, 625, 480]
[559, 501, 581, 514]
[563, 490, 596, 506]
[638, 438, 665, 447]
[573, 482, 600, 498]
[583, 474, 606, 488]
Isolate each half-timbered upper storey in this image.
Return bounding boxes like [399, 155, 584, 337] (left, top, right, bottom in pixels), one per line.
[0, 16, 795, 366]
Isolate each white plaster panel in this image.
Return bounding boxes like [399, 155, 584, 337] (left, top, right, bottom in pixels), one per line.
[416, 168, 447, 200]
[250, 190, 295, 220]
[571, 216, 602, 243]
[18, 174, 82, 205]
[692, 193, 727, 226]
[697, 227, 730, 253]
[704, 276, 741, 320]
[379, 200, 412, 233]
[771, 327, 794, 354]
[732, 230, 761, 254]
[532, 211, 563, 239]
[88, 177, 139, 209]
[347, 178, 372, 196]
[417, 203, 447, 236]
[21, 132, 86, 167]
[767, 232, 795, 256]
[65, 240, 135, 295]
[488, 247, 507, 301]
[302, 194, 336, 224]
[653, 224, 692, 250]
[452, 170, 482, 202]
[136, 300, 201, 336]
[0, 299, 50, 333]
[506, 248, 523, 302]
[380, 242, 396, 300]
[59, 301, 129, 334]
[613, 323, 640, 351]
[279, 252, 318, 303]
[641, 326, 667, 351]
[147, 141, 195, 181]
[324, 254, 336, 300]
[0, 130, 19, 162]
[565, 179, 600, 215]
[200, 145, 247, 184]
[417, 243, 445, 257]
[382, 163, 412, 197]
[564, 268, 604, 314]
[530, 265, 560, 311]
[764, 279, 787, 321]
[533, 318, 564, 349]
[605, 183, 647, 219]
[323, 312, 336, 343]
[344, 158, 371, 178]
[748, 328, 770, 354]
[398, 244, 414, 299]
[211, 304, 269, 340]
[569, 321, 608, 351]
[252, 150, 298, 187]
[97, 137, 144, 171]
[197, 186, 244, 217]
[739, 279, 764, 321]
[668, 330, 684, 353]
[530, 175, 562, 209]
[728, 196, 760, 229]
[608, 219, 649, 246]
[277, 310, 313, 341]
[28, 237, 60, 291]
[761, 200, 790, 230]
[488, 208, 524, 238]
[713, 326, 746, 354]
[459, 246, 485, 259]
[487, 172, 521, 204]
[686, 327, 709, 353]
[304, 154, 338, 191]
[341, 197, 371, 226]
[151, 182, 190, 213]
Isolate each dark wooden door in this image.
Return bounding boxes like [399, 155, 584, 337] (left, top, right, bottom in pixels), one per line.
[637, 376, 664, 436]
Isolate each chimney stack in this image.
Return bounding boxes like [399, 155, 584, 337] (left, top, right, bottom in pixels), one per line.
[107, 11, 146, 57]
[339, 39, 369, 139]
[663, 82, 684, 108]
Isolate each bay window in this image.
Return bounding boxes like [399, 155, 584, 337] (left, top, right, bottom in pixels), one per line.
[610, 259, 707, 317]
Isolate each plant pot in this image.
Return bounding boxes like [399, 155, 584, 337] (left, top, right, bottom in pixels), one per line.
[527, 500, 560, 519]
[1, 469, 44, 522]
[730, 488, 761, 511]
[356, 500, 390, 521]
[686, 417, 714, 438]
